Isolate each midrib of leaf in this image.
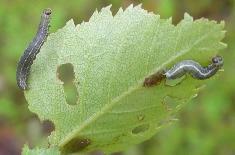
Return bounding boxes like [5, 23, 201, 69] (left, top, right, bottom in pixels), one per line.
[59, 25, 217, 147]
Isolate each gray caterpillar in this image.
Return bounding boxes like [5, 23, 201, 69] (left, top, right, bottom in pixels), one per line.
[16, 8, 52, 90]
[165, 56, 223, 80]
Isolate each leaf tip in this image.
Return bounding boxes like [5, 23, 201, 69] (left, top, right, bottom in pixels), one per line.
[66, 19, 76, 27]
[127, 4, 134, 10]
[116, 7, 124, 15]
[100, 4, 113, 17]
[183, 13, 193, 21]
[101, 4, 112, 12]
[136, 3, 143, 9]
[89, 9, 99, 22]
[105, 4, 112, 10]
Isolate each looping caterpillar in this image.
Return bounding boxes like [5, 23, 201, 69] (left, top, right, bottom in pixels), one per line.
[16, 8, 52, 90]
[165, 56, 223, 80]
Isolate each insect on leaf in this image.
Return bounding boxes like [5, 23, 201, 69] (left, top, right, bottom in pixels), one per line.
[24, 5, 226, 154]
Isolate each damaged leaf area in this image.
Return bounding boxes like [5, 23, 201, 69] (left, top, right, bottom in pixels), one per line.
[22, 145, 60, 155]
[24, 5, 226, 154]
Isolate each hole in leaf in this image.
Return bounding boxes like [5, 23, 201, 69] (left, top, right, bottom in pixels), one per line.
[132, 124, 150, 134]
[57, 63, 79, 105]
[26, 116, 54, 148]
[62, 137, 91, 153]
[42, 120, 55, 136]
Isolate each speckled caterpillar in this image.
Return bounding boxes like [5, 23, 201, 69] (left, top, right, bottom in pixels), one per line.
[165, 56, 223, 80]
[16, 8, 52, 90]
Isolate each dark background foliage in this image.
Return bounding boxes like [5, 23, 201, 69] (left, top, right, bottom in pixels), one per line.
[0, 0, 234, 154]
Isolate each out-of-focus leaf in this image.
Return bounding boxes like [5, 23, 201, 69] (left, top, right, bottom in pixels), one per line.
[0, 99, 18, 119]
[22, 145, 60, 155]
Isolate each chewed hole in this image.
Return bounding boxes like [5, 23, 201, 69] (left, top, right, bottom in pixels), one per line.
[26, 116, 55, 148]
[42, 120, 55, 136]
[132, 124, 150, 134]
[57, 63, 75, 82]
[57, 63, 79, 105]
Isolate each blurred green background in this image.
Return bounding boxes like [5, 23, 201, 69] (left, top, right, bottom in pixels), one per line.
[0, 0, 234, 155]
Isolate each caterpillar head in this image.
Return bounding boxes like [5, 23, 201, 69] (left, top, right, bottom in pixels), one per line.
[212, 56, 223, 68]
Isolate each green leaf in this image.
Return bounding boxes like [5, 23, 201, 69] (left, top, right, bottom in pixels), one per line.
[25, 5, 226, 154]
[22, 145, 60, 155]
